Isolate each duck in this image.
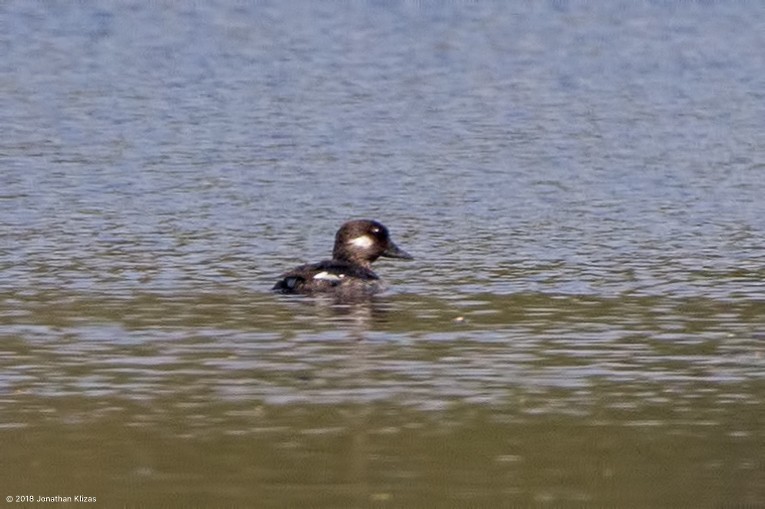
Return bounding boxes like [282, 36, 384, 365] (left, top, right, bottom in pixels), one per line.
[272, 219, 412, 296]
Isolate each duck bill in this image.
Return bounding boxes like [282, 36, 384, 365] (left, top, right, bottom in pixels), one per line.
[382, 241, 413, 260]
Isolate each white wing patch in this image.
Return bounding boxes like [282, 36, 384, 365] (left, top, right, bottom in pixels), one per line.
[348, 235, 374, 249]
[313, 271, 344, 282]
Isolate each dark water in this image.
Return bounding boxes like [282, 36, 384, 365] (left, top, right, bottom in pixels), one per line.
[1, 1, 764, 507]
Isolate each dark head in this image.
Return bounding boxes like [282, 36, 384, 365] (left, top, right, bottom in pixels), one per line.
[332, 219, 413, 268]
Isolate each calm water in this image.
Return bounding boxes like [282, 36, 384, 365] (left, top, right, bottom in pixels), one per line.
[2, 1, 764, 507]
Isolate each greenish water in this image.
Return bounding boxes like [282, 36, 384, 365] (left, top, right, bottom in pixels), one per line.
[2, 1, 764, 507]
[2, 291, 762, 506]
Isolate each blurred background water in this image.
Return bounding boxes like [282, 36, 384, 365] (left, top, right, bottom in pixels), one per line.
[1, 1, 764, 507]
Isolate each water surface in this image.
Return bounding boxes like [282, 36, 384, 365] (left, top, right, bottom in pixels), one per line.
[1, 1, 764, 507]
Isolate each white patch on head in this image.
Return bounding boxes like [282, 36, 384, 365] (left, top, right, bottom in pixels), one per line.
[313, 271, 343, 282]
[348, 234, 374, 250]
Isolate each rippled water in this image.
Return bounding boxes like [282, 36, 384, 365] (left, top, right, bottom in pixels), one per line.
[1, 1, 764, 507]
